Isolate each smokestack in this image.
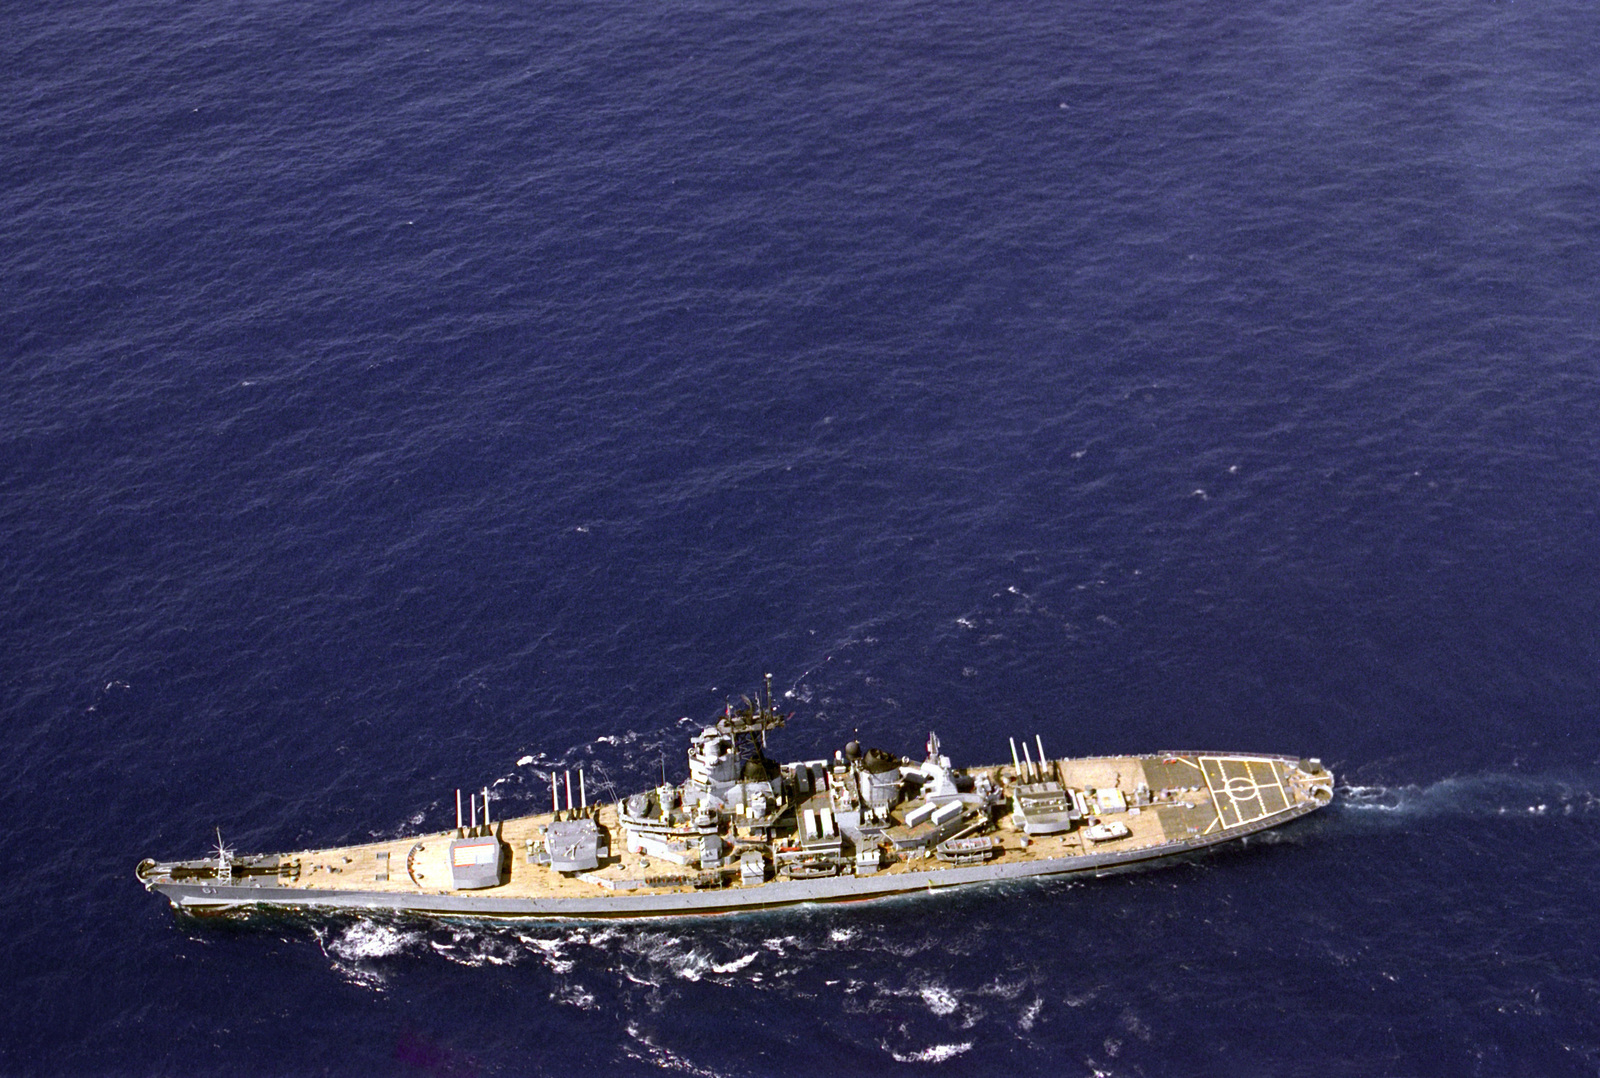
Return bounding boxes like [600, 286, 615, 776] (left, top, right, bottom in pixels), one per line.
[1022, 741, 1035, 782]
[1036, 735, 1048, 778]
[565, 770, 573, 812]
[1009, 737, 1021, 776]
[579, 768, 587, 810]
[551, 772, 559, 815]
[470, 793, 478, 830]
[455, 789, 463, 833]
[482, 786, 491, 829]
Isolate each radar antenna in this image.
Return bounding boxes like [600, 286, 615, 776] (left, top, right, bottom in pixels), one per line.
[717, 672, 789, 776]
[213, 827, 234, 886]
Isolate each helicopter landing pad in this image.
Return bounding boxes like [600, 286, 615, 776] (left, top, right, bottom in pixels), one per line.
[1199, 756, 1291, 829]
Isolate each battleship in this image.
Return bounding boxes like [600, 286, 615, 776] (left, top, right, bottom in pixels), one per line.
[137, 677, 1335, 919]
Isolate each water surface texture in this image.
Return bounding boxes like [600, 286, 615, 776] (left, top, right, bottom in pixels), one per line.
[4, 0, 1600, 1074]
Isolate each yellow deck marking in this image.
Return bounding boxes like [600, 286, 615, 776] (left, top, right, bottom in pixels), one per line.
[1199, 758, 1229, 826]
[1269, 762, 1289, 805]
[1251, 758, 1290, 817]
[1200, 756, 1291, 829]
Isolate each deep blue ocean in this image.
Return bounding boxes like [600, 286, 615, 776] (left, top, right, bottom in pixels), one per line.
[5, 0, 1600, 1073]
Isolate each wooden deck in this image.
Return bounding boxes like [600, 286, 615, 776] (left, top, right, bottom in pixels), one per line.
[266, 754, 1311, 903]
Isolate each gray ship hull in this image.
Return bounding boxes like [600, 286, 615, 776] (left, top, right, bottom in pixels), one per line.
[140, 681, 1335, 923]
[144, 797, 1320, 921]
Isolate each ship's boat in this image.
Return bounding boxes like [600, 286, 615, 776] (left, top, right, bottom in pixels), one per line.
[136, 677, 1335, 920]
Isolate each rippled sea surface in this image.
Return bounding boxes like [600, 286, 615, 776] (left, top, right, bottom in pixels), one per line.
[5, 0, 1600, 1073]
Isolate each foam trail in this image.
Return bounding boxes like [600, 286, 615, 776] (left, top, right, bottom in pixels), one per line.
[327, 920, 420, 961]
[710, 952, 758, 974]
[1335, 773, 1600, 821]
[887, 1042, 974, 1063]
[623, 1023, 732, 1078]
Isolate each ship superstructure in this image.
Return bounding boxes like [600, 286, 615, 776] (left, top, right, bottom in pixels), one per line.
[137, 676, 1334, 919]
